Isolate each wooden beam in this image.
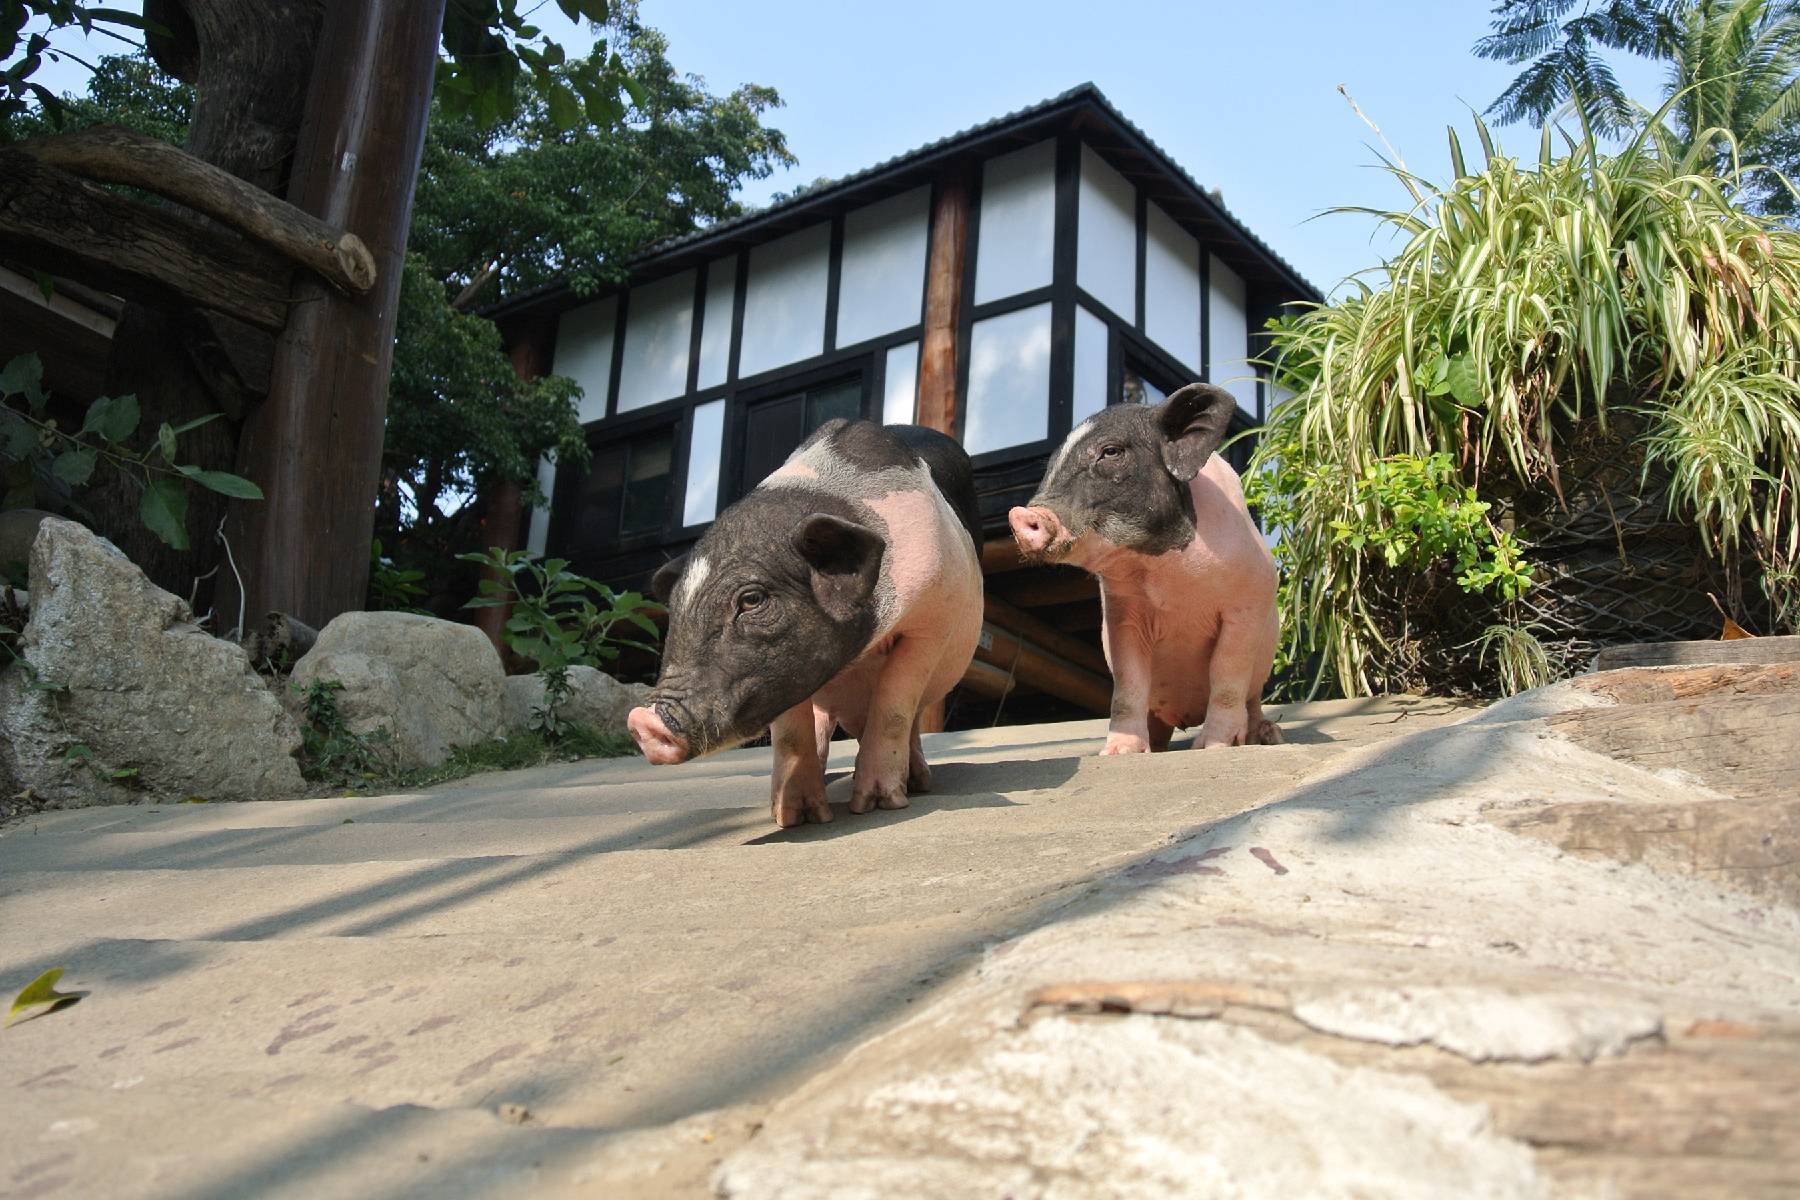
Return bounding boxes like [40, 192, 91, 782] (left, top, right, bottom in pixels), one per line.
[984, 593, 1110, 678]
[917, 160, 972, 434]
[973, 621, 1112, 715]
[981, 535, 1025, 574]
[19, 125, 376, 295]
[957, 658, 1018, 700]
[227, 0, 447, 628]
[0, 149, 291, 331]
[993, 568, 1100, 608]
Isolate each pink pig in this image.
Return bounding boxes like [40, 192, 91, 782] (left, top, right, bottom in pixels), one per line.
[1008, 383, 1281, 753]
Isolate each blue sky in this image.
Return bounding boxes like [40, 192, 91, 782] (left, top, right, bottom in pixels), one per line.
[27, 1, 1669, 295]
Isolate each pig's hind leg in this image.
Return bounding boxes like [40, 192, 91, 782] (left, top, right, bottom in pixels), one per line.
[907, 712, 932, 793]
[769, 701, 833, 827]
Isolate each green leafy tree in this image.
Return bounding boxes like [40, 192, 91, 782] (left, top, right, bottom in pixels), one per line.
[1479, 0, 1800, 212]
[381, 15, 791, 608]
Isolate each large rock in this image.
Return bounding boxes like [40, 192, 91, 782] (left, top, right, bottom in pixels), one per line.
[290, 612, 506, 768]
[501, 665, 648, 737]
[0, 518, 304, 807]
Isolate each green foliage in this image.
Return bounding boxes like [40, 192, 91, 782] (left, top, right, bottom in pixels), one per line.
[0, 1, 154, 135]
[294, 679, 397, 786]
[1477, 0, 1677, 132]
[1326, 454, 1534, 602]
[1, 352, 260, 550]
[368, 538, 429, 614]
[459, 547, 659, 736]
[1253, 119, 1800, 696]
[1473, 622, 1557, 696]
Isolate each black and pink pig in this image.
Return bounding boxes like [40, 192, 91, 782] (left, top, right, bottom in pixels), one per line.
[1009, 382, 1281, 753]
[627, 420, 983, 827]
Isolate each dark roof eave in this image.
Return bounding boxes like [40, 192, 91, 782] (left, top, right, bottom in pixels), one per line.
[483, 84, 1319, 327]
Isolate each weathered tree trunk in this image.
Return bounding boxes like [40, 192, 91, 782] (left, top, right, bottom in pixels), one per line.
[225, 0, 448, 629]
[87, 0, 328, 612]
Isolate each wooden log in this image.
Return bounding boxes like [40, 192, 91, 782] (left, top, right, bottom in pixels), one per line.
[984, 593, 1110, 678]
[981, 536, 1024, 574]
[18, 125, 376, 295]
[957, 658, 1018, 700]
[0, 149, 291, 331]
[992, 568, 1099, 608]
[228, 0, 447, 628]
[917, 161, 972, 434]
[973, 621, 1112, 715]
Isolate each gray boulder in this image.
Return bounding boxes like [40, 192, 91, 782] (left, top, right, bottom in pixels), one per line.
[502, 665, 649, 737]
[291, 612, 506, 769]
[0, 518, 305, 807]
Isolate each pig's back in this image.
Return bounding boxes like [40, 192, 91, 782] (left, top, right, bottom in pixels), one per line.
[888, 425, 981, 549]
[1185, 455, 1275, 591]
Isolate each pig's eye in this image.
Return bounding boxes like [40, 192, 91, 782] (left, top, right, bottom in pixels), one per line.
[735, 588, 768, 614]
[1097, 444, 1125, 460]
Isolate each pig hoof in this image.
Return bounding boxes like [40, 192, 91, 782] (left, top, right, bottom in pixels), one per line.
[847, 792, 876, 815]
[877, 788, 910, 811]
[806, 797, 834, 824]
[1101, 734, 1151, 756]
[1254, 720, 1283, 745]
[851, 782, 908, 813]
[907, 758, 932, 793]
[772, 803, 805, 828]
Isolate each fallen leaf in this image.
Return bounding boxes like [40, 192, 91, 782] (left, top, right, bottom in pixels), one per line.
[7, 968, 84, 1028]
[1722, 616, 1754, 640]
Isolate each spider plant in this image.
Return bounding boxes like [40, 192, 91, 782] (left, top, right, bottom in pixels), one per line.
[1252, 108, 1800, 697]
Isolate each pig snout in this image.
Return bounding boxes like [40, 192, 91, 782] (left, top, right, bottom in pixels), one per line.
[627, 704, 690, 765]
[1009, 505, 1064, 558]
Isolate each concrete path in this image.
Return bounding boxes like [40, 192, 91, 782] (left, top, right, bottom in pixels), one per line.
[0, 697, 1468, 1198]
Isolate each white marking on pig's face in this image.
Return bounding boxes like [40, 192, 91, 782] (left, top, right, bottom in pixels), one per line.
[675, 555, 711, 612]
[1043, 418, 1098, 488]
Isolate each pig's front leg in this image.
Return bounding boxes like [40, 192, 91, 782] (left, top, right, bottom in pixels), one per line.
[769, 700, 833, 827]
[1198, 613, 1265, 749]
[849, 636, 938, 813]
[1099, 596, 1156, 755]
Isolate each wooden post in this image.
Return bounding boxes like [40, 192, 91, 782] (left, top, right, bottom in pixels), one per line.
[226, 0, 448, 629]
[917, 161, 972, 435]
[472, 321, 554, 654]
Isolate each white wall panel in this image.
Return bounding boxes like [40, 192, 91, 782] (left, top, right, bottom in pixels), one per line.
[616, 270, 694, 412]
[1077, 145, 1136, 321]
[695, 256, 736, 390]
[1072, 304, 1109, 426]
[837, 187, 929, 346]
[526, 454, 556, 554]
[554, 296, 618, 423]
[882, 341, 919, 425]
[683, 399, 726, 526]
[973, 140, 1056, 304]
[1207, 253, 1256, 415]
[739, 223, 830, 377]
[963, 302, 1052, 455]
[1144, 202, 1201, 372]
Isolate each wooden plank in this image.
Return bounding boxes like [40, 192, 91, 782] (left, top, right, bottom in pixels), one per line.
[0, 149, 291, 332]
[974, 621, 1112, 715]
[981, 536, 1024, 574]
[993, 568, 1099, 608]
[984, 593, 1109, 678]
[957, 658, 1017, 700]
[1590, 635, 1800, 671]
[917, 161, 971, 434]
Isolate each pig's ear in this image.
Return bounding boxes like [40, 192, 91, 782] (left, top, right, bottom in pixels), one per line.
[650, 553, 690, 605]
[791, 513, 886, 623]
[1156, 383, 1234, 482]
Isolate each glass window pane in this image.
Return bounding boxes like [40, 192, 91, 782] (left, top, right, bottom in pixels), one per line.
[883, 340, 919, 425]
[1144, 202, 1201, 371]
[739, 223, 830, 378]
[683, 399, 726, 526]
[806, 378, 863, 430]
[973, 140, 1056, 305]
[964, 303, 1052, 455]
[616, 271, 695, 412]
[554, 296, 618, 423]
[837, 187, 929, 346]
[1207, 253, 1255, 416]
[1072, 305, 1108, 426]
[1076, 145, 1136, 322]
[1121, 365, 1166, 407]
[696, 257, 736, 390]
[620, 429, 674, 536]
